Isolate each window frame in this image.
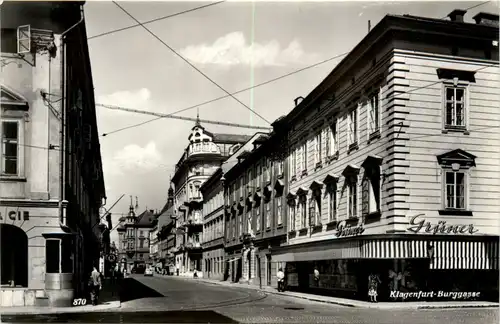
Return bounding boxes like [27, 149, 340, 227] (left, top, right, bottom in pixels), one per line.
[277, 196, 283, 225]
[442, 169, 469, 210]
[1, 118, 25, 179]
[327, 182, 338, 222]
[442, 81, 469, 132]
[348, 106, 359, 148]
[347, 175, 358, 219]
[314, 131, 322, 165]
[367, 90, 382, 138]
[301, 141, 308, 172]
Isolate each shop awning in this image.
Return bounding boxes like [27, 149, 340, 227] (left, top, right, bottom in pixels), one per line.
[361, 237, 499, 270]
[273, 240, 361, 262]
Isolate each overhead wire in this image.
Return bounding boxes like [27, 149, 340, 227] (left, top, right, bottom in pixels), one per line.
[14, 62, 499, 160]
[87, 1, 226, 40]
[112, 1, 271, 125]
[439, 1, 492, 19]
[99, 51, 350, 137]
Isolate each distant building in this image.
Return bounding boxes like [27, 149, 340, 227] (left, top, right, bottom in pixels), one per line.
[117, 200, 156, 273]
[171, 117, 252, 277]
[0, 1, 105, 307]
[155, 185, 176, 272]
[273, 10, 499, 301]
[222, 129, 288, 287]
[199, 168, 225, 280]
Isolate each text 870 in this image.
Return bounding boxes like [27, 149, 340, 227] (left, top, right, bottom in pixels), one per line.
[72, 298, 87, 306]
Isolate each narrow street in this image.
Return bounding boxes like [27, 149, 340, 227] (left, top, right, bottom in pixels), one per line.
[2, 275, 498, 323]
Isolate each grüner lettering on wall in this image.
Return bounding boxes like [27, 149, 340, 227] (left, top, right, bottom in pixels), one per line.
[407, 214, 478, 235]
[335, 220, 365, 238]
[0, 210, 30, 222]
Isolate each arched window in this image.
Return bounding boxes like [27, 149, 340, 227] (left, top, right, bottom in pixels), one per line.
[1, 224, 28, 287]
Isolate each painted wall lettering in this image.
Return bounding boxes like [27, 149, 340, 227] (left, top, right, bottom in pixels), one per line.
[335, 220, 365, 238]
[407, 214, 478, 235]
[0, 210, 30, 221]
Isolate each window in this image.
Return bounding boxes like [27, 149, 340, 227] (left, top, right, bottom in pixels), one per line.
[277, 197, 283, 225]
[315, 132, 322, 165]
[348, 107, 358, 147]
[263, 159, 269, 183]
[265, 159, 271, 183]
[256, 165, 261, 187]
[326, 119, 339, 157]
[444, 85, 466, 129]
[232, 183, 236, 201]
[328, 183, 338, 222]
[247, 170, 252, 187]
[256, 205, 261, 231]
[361, 166, 381, 216]
[445, 171, 466, 209]
[298, 195, 307, 228]
[291, 149, 297, 179]
[239, 177, 243, 197]
[247, 210, 252, 233]
[277, 160, 284, 176]
[309, 189, 321, 227]
[1, 121, 20, 176]
[301, 142, 308, 172]
[368, 92, 380, 135]
[289, 202, 296, 231]
[239, 215, 242, 237]
[265, 201, 271, 228]
[347, 176, 358, 218]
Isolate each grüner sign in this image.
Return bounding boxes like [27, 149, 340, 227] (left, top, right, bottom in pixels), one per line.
[407, 214, 478, 235]
[335, 220, 365, 238]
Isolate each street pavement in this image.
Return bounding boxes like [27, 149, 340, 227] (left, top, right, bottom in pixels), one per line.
[1, 274, 498, 323]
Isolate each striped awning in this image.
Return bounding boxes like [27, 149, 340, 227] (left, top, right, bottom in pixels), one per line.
[361, 239, 428, 259]
[429, 240, 499, 270]
[361, 238, 499, 270]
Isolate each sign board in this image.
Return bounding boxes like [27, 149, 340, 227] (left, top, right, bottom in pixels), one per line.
[108, 254, 117, 262]
[407, 214, 478, 235]
[335, 220, 365, 238]
[0, 210, 29, 222]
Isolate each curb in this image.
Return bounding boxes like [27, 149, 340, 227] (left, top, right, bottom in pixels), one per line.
[0, 302, 122, 316]
[164, 275, 499, 310]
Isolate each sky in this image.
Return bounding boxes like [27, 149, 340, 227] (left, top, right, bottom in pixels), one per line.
[83, 0, 499, 244]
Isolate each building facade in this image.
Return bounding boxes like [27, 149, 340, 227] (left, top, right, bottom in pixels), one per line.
[200, 168, 225, 280]
[116, 201, 156, 273]
[272, 10, 499, 301]
[155, 185, 176, 272]
[223, 130, 288, 287]
[0, 1, 106, 307]
[171, 119, 251, 277]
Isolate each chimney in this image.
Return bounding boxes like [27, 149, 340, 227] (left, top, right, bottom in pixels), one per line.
[294, 96, 304, 106]
[472, 12, 499, 27]
[448, 9, 467, 23]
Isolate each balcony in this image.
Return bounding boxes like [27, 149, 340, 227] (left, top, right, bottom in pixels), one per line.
[185, 242, 202, 251]
[187, 142, 220, 158]
[186, 216, 203, 227]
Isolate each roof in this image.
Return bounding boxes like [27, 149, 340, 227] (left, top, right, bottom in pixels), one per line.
[135, 210, 156, 227]
[212, 133, 253, 144]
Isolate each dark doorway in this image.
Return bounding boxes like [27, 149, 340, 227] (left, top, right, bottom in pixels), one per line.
[1, 224, 28, 287]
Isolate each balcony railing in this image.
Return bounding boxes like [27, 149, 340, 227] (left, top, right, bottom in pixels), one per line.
[185, 242, 202, 250]
[187, 142, 220, 157]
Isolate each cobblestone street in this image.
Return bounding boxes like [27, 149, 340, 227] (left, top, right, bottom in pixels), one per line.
[2, 275, 498, 323]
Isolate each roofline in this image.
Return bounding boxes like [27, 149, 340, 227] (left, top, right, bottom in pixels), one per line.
[283, 13, 499, 125]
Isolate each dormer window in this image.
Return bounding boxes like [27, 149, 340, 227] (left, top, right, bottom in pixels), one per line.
[437, 149, 476, 216]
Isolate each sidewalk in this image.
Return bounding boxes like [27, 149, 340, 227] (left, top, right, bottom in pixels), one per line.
[0, 278, 121, 315]
[161, 274, 499, 310]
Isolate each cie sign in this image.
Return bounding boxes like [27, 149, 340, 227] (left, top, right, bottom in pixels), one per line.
[0, 209, 30, 222]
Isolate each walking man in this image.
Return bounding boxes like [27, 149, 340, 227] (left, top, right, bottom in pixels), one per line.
[89, 266, 102, 306]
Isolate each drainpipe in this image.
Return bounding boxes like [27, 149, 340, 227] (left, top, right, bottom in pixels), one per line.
[59, 5, 84, 227]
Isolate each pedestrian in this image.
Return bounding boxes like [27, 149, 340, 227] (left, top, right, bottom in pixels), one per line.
[89, 266, 102, 306]
[176, 265, 180, 276]
[368, 273, 381, 303]
[277, 268, 285, 292]
[313, 267, 320, 287]
[193, 270, 198, 278]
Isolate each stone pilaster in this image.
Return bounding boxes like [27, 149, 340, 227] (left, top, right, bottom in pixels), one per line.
[242, 249, 249, 281]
